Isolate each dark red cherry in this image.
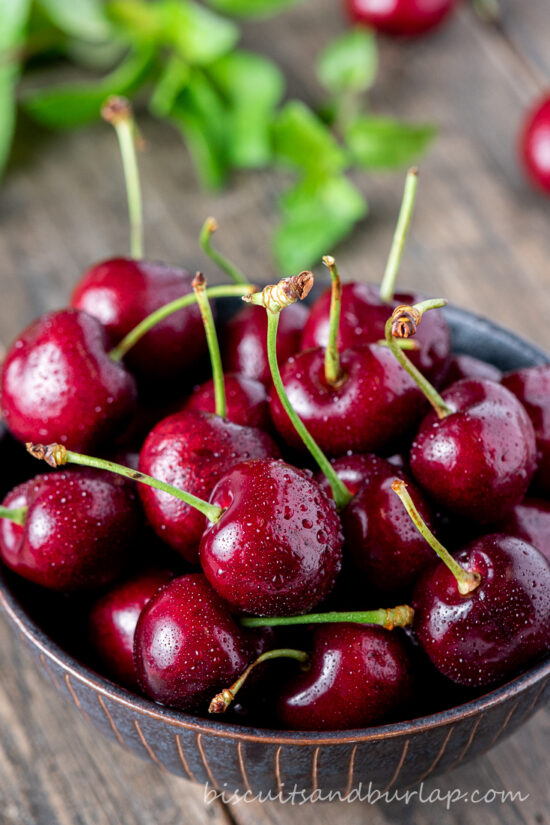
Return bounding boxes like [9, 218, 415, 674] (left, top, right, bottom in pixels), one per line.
[89, 568, 174, 689]
[520, 95, 550, 193]
[496, 498, 550, 564]
[410, 379, 537, 523]
[184, 373, 270, 431]
[138, 410, 279, 564]
[1, 309, 136, 452]
[134, 573, 266, 710]
[222, 302, 308, 387]
[345, 0, 459, 36]
[269, 345, 426, 457]
[334, 455, 435, 593]
[301, 283, 450, 384]
[0, 470, 140, 591]
[200, 458, 343, 616]
[413, 534, 550, 687]
[71, 259, 206, 382]
[442, 353, 501, 389]
[277, 624, 414, 730]
[502, 365, 550, 496]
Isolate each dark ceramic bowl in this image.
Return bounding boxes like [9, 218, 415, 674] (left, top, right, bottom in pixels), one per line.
[1, 302, 549, 797]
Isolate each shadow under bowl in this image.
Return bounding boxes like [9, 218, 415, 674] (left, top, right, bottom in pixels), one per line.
[0, 302, 549, 796]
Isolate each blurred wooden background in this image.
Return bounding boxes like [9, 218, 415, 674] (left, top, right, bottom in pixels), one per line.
[1, 0, 549, 823]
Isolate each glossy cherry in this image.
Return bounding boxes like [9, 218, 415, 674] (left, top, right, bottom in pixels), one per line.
[138, 410, 279, 563]
[413, 534, 550, 687]
[345, 0, 459, 36]
[0, 470, 140, 591]
[200, 458, 343, 616]
[71, 259, 206, 382]
[269, 343, 426, 457]
[410, 378, 537, 523]
[1, 309, 137, 452]
[520, 95, 550, 193]
[184, 372, 270, 431]
[301, 282, 450, 385]
[222, 302, 308, 387]
[442, 353, 502, 389]
[277, 624, 414, 730]
[496, 498, 550, 564]
[133, 573, 267, 710]
[502, 365, 550, 496]
[89, 567, 174, 689]
[325, 454, 436, 593]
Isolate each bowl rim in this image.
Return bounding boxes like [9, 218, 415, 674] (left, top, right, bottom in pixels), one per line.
[1, 303, 549, 747]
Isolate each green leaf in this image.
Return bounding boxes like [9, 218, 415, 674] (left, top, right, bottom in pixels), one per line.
[0, 0, 32, 176]
[274, 175, 367, 272]
[165, 1, 239, 65]
[317, 28, 378, 95]
[273, 101, 346, 176]
[38, 0, 113, 42]
[346, 116, 437, 169]
[22, 46, 156, 129]
[209, 50, 284, 167]
[150, 54, 190, 118]
[168, 70, 228, 189]
[205, 0, 299, 18]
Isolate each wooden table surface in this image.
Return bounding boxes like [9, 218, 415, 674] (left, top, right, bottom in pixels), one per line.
[1, 0, 550, 822]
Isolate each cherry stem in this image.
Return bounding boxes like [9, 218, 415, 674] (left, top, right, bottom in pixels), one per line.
[0, 505, 27, 526]
[392, 479, 481, 596]
[101, 96, 143, 260]
[192, 273, 226, 419]
[379, 168, 419, 304]
[209, 648, 309, 714]
[25, 444, 223, 524]
[472, 0, 500, 23]
[377, 338, 419, 351]
[240, 605, 414, 629]
[109, 283, 255, 362]
[323, 255, 344, 387]
[247, 277, 351, 510]
[385, 300, 453, 420]
[200, 217, 249, 285]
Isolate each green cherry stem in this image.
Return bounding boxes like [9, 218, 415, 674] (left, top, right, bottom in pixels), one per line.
[240, 605, 414, 629]
[209, 648, 309, 714]
[101, 96, 144, 260]
[0, 506, 28, 526]
[25, 443, 223, 524]
[379, 168, 419, 304]
[245, 274, 352, 510]
[323, 255, 344, 387]
[109, 283, 255, 362]
[192, 273, 226, 418]
[392, 479, 481, 596]
[200, 217, 249, 285]
[385, 300, 453, 420]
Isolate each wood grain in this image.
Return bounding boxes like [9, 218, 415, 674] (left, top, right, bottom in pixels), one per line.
[1, 0, 550, 822]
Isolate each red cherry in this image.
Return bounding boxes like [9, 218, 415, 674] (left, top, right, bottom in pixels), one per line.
[277, 624, 414, 730]
[89, 568, 174, 689]
[1, 309, 136, 452]
[184, 373, 270, 431]
[269, 344, 426, 456]
[496, 498, 550, 564]
[222, 303, 308, 387]
[200, 458, 343, 616]
[138, 410, 279, 563]
[410, 379, 537, 523]
[413, 534, 550, 687]
[502, 365, 550, 496]
[0, 470, 140, 591]
[133, 573, 267, 710]
[520, 95, 550, 193]
[345, 0, 459, 36]
[301, 283, 450, 385]
[71, 259, 206, 382]
[442, 353, 502, 389]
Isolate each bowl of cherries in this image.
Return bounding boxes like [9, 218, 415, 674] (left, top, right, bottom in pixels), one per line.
[1, 100, 549, 798]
